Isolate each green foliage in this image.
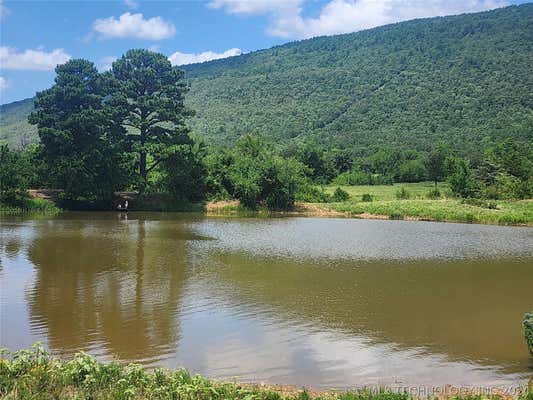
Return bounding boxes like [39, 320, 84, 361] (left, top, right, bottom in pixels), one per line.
[446, 158, 478, 198]
[426, 188, 442, 199]
[425, 145, 448, 187]
[332, 187, 350, 202]
[361, 194, 373, 202]
[161, 141, 207, 202]
[223, 136, 306, 210]
[0, 98, 37, 147]
[0, 144, 30, 205]
[295, 184, 331, 203]
[478, 138, 533, 199]
[4, 5, 533, 159]
[462, 198, 498, 210]
[5, 344, 525, 400]
[29, 59, 130, 201]
[395, 187, 411, 200]
[110, 49, 193, 190]
[396, 159, 427, 183]
[180, 4, 533, 156]
[329, 197, 532, 225]
[334, 167, 393, 186]
[525, 312, 533, 356]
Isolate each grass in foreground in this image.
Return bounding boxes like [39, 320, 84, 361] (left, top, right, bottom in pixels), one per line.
[1, 345, 531, 400]
[322, 183, 533, 225]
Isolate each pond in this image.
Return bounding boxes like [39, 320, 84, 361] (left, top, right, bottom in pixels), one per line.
[1, 212, 532, 389]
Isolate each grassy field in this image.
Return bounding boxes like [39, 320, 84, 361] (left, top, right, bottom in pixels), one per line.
[320, 183, 533, 225]
[1, 345, 531, 400]
[325, 182, 449, 201]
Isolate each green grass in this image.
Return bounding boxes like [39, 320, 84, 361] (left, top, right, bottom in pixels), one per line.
[0, 197, 60, 215]
[1, 345, 531, 400]
[325, 182, 449, 201]
[321, 183, 533, 225]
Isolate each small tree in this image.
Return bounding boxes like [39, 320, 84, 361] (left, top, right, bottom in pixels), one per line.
[425, 145, 447, 188]
[446, 157, 477, 198]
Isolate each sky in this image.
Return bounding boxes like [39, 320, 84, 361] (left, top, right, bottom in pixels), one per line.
[0, 0, 530, 104]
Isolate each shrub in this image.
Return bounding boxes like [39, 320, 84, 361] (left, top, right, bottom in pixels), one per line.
[334, 169, 392, 186]
[361, 193, 373, 202]
[462, 198, 498, 209]
[228, 144, 305, 211]
[395, 187, 410, 200]
[525, 312, 533, 356]
[332, 187, 350, 202]
[296, 185, 331, 203]
[426, 188, 441, 199]
[446, 157, 478, 198]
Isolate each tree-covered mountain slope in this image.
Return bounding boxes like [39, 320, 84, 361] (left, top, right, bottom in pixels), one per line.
[0, 98, 37, 147]
[1, 4, 532, 155]
[182, 4, 533, 155]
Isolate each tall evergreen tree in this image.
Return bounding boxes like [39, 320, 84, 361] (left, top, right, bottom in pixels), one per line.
[110, 49, 193, 190]
[29, 59, 127, 200]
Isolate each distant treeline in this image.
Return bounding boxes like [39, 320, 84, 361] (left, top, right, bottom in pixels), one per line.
[1, 49, 532, 211]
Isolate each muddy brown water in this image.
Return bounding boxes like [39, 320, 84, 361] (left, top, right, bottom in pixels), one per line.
[1, 212, 532, 389]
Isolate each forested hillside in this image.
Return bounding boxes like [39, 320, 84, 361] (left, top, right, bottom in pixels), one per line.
[1, 4, 532, 156]
[183, 4, 533, 156]
[0, 98, 37, 147]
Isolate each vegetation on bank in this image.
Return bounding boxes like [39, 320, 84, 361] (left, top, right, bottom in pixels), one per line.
[525, 312, 533, 356]
[0, 198, 59, 215]
[317, 183, 532, 225]
[324, 198, 532, 225]
[1, 345, 532, 400]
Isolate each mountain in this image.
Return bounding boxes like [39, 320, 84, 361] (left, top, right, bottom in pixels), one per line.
[0, 98, 37, 147]
[1, 4, 532, 155]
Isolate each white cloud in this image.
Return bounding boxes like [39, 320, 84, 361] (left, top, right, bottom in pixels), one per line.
[0, 0, 9, 19]
[124, 0, 138, 9]
[169, 48, 242, 66]
[98, 56, 117, 71]
[208, 0, 303, 15]
[0, 76, 7, 90]
[0, 47, 71, 71]
[93, 12, 176, 40]
[210, 0, 508, 39]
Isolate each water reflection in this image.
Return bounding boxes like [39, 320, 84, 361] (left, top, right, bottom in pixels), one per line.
[1, 214, 532, 387]
[200, 253, 533, 371]
[24, 216, 194, 363]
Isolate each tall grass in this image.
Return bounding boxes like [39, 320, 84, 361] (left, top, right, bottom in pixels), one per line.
[0, 345, 530, 400]
[0, 198, 60, 215]
[327, 199, 532, 225]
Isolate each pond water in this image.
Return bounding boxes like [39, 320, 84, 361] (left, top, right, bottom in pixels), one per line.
[1, 212, 532, 389]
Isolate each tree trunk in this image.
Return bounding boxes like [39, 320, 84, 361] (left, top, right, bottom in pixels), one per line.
[139, 125, 147, 192]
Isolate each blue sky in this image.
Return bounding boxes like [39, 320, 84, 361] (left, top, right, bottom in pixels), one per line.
[0, 0, 530, 104]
